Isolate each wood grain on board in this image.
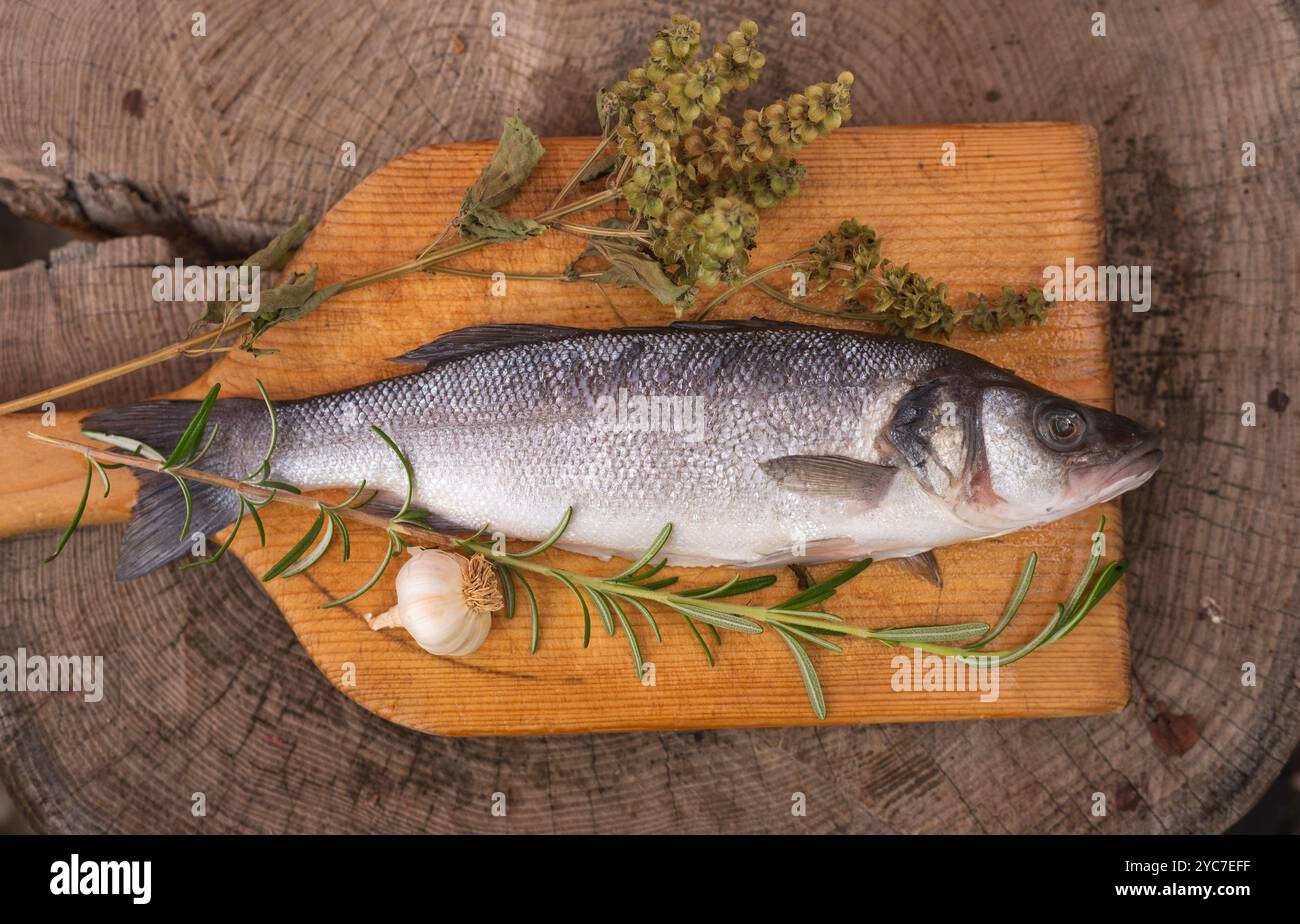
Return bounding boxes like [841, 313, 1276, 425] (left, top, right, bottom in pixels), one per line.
[0, 124, 1123, 734]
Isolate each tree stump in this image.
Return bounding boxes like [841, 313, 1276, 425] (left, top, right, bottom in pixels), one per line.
[0, 0, 1295, 833]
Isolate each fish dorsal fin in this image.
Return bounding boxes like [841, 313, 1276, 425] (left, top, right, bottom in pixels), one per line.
[760, 454, 897, 505]
[393, 318, 827, 368]
[391, 324, 590, 367]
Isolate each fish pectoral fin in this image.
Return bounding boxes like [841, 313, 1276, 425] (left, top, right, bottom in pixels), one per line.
[895, 550, 943, 588]
[759, 454, 897, 505]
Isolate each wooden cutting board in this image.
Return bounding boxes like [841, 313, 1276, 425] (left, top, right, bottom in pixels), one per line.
[1, 123, 1128, 734]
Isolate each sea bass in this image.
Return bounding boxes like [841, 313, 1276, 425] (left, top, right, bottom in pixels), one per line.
[86, 320, 1163, 582]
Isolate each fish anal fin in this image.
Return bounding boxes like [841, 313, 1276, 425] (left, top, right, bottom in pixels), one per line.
[760, 454, 897, 505]
[896, 550, 943, 588]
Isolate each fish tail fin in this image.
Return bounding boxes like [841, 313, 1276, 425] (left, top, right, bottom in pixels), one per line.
[82, 397, 265, 580]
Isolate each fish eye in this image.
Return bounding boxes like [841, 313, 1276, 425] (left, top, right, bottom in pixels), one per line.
[1036, 406, 1086, 451]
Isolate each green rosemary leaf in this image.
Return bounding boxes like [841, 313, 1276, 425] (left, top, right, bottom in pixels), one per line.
[771, 622, 843, 653]
[550, 571, 592, 648]
[768, 608, 844, 622]
[88, 456, 113, 498]
[44, 461, 92, 563]
[322, 480, 369, 511]
[370, 426, 415, 519]
[966, 552, 1037, 650]
[775, 557, 873, 610]
[613, 605, 645, 681]
[667, 602, 763, 635]
[181, 506, 243, 569]
[1048, 560, 1129, 645]
[168, 472, 194, 544]
[245, 499, 266, 546]
[637, 576, 679, 591]
[870, 622, 990, 643]
[609, 523, 673, 579]
[281, 511, 335, 578]
[512, 507, 574, 558]
[679, 612, 715, 667]
[164, 384, 220, 468]
[322, 532, 399, 609]
[772, 624, 826, 720]
[616, 593, 662, 643]
[262, 508, 325, 581]
[184, 421, 221, 467]
[618, 557, 669, 584]
[590, 589, 617, 636]
[515, 570, 540, 653]
[495, 563, 517, 620]
[1059, 518, 1106, 621]
[245, 378, 278, 481]
[329, 511, 350, 562]
[679, 573, 777, 599]
[985, 607, 1064, 667]
[80, 431, 165, 461]
[256, 480, 302, 495]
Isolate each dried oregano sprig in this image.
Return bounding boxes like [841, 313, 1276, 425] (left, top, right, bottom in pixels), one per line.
[698, 219, 1055, 337]
[33, 391, 1127, 720]
[607, 16, 854, 289]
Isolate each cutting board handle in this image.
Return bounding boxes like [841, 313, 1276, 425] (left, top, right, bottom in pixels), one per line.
[0, 409, 135, 540]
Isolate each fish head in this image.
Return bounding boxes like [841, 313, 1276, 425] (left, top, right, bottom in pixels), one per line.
[888, 374, 1162, 531]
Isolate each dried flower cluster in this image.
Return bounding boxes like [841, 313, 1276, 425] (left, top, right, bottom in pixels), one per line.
[808, 220, 1054, 338]
[607, 16, 854, 288]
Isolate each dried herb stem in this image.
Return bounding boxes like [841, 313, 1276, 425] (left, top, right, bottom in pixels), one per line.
[0, 324, 243, 418]
[430, 266, 606, 283]
[547, 133, 614, 211]
[0, 189, 623, 420]
[694, 255, 812, 319]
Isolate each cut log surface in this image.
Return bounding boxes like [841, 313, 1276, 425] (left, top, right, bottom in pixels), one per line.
[0, 0, 1296, 833]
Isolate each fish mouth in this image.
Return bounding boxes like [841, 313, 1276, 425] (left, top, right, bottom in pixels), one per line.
[1109, 447, 1164, 485]
[1075, 444, 1164, 506]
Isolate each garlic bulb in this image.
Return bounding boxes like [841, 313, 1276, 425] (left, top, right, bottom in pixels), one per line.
[365, 549, 503, 656]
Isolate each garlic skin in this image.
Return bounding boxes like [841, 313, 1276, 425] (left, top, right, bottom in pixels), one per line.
[365, 548, 501, 656]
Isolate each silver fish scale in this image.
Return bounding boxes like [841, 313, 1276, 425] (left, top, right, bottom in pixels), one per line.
[258, 326, 968, 565]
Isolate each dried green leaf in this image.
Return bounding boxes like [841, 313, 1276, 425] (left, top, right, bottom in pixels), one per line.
[244, 216, 313, 271]
[201, 216, 312, 324]
[453, 206, 545, 242]
[591, 248, 696, 311]
[454, 116, 546, 239]
[244, 273, 343, 345]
